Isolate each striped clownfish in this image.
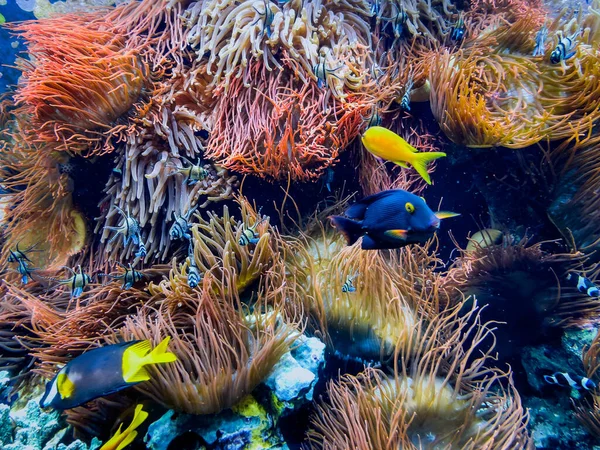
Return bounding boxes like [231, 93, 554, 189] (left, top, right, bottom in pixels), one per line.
[544, 372, 596, 391]
[566, 271, 600, 298]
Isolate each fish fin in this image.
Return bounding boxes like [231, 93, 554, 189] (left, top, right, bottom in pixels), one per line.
[115, 431, 138, 450]
[384, 229, 409, 240]
[361, 235, 381, 250]
[329, 216, 363, 246]
[435, 211, 460, 219]
[100, 423, 125, 450]
[57, 373, 76, 400]
[392, 161, 410, 169]
[122, 337, 177, 383]
[345, 190, 398, 219]
[122, 340, 152, 383]
[409, 151, 446, 185]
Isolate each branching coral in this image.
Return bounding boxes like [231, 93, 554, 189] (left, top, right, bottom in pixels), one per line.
[306, 302, 532, 449]
[575, 330, 600, 438]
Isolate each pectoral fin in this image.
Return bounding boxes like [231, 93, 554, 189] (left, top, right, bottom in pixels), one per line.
[435, 211, 460, 219]
[384, 229, 409, 240]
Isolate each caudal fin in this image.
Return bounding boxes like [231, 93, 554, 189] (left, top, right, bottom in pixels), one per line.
[329, 216, 363, 246]
[410, 151, 446, 185]
[122, 337, 178, 383]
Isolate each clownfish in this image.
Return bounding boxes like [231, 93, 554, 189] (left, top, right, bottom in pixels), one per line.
[99, 404, 149, 450]
[544, 372, 596, 391]
[361, 126, 446, 185]
[566, 271, 600, 298]
[550, 30, 580, 64]
[40, 337, 177, 410]
[330, 189, 459, 250]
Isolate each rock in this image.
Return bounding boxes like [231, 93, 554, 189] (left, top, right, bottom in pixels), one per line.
[145, 395, 288, 450]
[265, 336, 325, 414]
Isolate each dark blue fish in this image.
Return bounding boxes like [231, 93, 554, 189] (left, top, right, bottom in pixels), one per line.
[450, 14, 466, 41]
[329, 189, 459, 250]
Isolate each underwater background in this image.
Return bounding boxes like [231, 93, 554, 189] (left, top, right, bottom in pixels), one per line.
[2, 0, 600, 449]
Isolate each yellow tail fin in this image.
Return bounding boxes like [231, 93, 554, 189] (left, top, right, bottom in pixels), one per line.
[409, 151, 446, 185]
[122, 337, 178, 383]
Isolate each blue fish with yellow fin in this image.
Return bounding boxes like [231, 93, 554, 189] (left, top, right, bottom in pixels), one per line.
[100, 404, 149, 450]
[330, 189, 459, 250]
[40, 337, 177, 410]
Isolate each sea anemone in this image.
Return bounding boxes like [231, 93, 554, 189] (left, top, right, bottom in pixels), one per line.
[429, 8, 600, 149]
[283, 222, 443, 362]
[11, 12, 153, 156]
[306, 302, 532, 449]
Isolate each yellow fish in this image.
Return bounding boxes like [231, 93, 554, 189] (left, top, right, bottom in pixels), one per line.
[100, 404, 149, 450]
[361, 126, 446, 185]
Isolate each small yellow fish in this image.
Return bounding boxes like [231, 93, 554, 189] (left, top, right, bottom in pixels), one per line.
[100, 404, 149, 450]
[0, 14, 5, 25]
[361, 126, 446, 185]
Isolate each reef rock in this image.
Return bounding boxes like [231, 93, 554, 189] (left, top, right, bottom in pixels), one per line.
[265, 335, 325, 414]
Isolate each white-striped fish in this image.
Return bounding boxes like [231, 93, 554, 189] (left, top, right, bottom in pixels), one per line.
[550, 30, 580, 64]
[56, 265, 92, 298]
[105, 206, 140, 246]
[544, 372, 596, 391]
[566, 271, 599, 298]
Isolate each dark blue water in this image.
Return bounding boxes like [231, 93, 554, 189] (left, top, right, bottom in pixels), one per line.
[0, 2, 34, 95]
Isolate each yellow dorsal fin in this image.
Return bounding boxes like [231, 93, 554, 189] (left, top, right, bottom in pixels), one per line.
[122, 338, 177, 383]
[57, 373, 75, 399]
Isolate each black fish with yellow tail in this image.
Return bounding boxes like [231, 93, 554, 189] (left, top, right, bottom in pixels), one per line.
[40, 337, 177, 410]
[329, 189, 459, 250]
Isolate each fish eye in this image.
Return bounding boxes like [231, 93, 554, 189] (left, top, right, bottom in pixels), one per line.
[405, 202, 415, 214]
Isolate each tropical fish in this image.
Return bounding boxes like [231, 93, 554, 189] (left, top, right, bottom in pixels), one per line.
[16, 259, 35, 285]
[252, 0, 275, 38]
[187, 244, 202, 289]
[544, 372, 596, 391]
[566, 271, 600, 298]
[466, 228, 503, 252]
[329, 189, 459, 250]
[321, 168, 335, 193]
[104, 263, 145, 290]
[550, 30, 580, 64]
[135, 238, 147, 259]
[313, 56, 344, 89]
[169, 206, 197, 241]
[56, 265, 92, 298]
[171, 158, 209, 186]
[99, 404, 149, 450]
[361, 126, 446, 185]
[365, 104, 382, 129]
[40, 337, 177, 410]
[400, 76, 414, 111]
[8, 242, 37, 264]
[382, 4, 408, 37]
[239, 216, 267, 246]
[105, 206, 140, 246]
[342, 273, 358, 293]
[0, 14, 5, 25]
[450, 14, 466, 41]
[533, 25, 548, 57]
